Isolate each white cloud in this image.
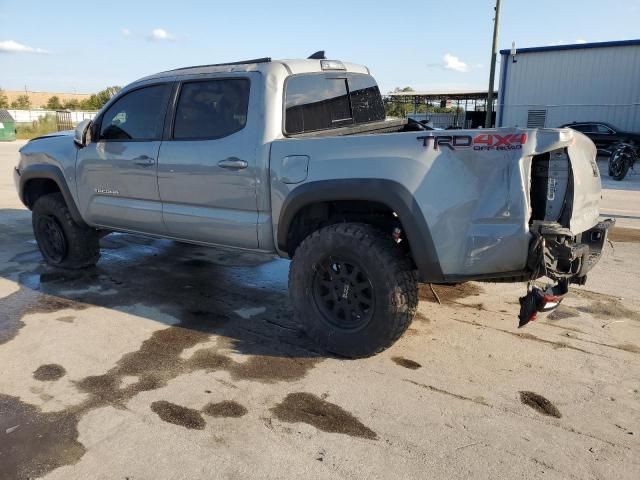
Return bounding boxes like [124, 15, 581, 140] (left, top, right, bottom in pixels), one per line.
[121, 28, 132, 37]
[443, 53, 468, 72]
[149, 28, 176, 41]
[575, 39, 587, 44]
[0, 40, 48, 54]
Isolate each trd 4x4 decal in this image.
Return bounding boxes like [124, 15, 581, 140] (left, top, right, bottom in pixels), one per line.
[417, 133, 528, 151]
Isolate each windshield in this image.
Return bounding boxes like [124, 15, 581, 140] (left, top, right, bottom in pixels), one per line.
[284, 72, 385, 134]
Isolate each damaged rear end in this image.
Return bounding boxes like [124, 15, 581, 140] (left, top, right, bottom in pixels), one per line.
[519, 129, 614, 326]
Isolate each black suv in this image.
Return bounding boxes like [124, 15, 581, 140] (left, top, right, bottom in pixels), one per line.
[560, 122, 640, 155]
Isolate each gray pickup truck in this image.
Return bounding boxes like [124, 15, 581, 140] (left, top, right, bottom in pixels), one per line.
[14, 54, 612, 357]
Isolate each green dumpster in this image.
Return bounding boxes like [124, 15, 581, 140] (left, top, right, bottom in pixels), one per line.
[0, 110, 16, 141]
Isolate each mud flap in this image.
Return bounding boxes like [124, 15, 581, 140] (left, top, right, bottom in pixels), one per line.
[518, 279, 569, 328]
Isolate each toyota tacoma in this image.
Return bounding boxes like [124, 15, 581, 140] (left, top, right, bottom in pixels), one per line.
[14, 53, 612, 357]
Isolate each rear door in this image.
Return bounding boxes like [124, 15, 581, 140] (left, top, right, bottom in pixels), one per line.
[157, 74, 260, 248]
[76, 83, 172, 234]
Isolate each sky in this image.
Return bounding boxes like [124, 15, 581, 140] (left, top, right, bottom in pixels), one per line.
[1, 0, 639, 94]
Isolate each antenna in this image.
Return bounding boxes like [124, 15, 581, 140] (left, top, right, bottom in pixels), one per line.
[307, 50, 326, 60]
[511, 41, 518, 63]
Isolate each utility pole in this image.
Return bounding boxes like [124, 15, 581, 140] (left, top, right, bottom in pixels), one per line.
[485, 0, 501, 128]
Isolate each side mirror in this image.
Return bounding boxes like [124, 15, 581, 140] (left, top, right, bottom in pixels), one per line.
[74, 119, 92, 147]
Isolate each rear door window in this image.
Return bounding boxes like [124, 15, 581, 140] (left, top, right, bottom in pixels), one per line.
[284, 73, 385, 134]
[173, 78, 250, 140]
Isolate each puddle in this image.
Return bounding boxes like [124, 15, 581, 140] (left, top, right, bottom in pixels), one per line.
[203, 400, 247, 418]
[391, 357, 422, 370]
[150, 401, 205, 430]
[519, 391, 562, 418]
[33, 364, 66, 381]
[418, 283, 483, 303]
[271, 392, 377, 440]
[0, 231, 324, 476]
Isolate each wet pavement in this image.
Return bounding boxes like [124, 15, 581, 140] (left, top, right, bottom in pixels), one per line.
[1, 141, 639, 479]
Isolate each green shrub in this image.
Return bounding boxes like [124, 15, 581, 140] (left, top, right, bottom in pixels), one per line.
[16, 114, 59, 139]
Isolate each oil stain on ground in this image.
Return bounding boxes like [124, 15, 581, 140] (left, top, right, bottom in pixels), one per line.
[615, 343, 640, 354]
[519, 391, 562, 418]
[609, 226, 640, 243]
[418, 282, 483, 304]
[271, 392, 377, 440]
[33, 364, 66, 381]
[547, 305, 580, 321]
[391, 357, 422, 370]
[150, 401, 205, 430]
[203, 400, 248, 418]
[576, 299, 640, 322]
[0, 394, 85, 480]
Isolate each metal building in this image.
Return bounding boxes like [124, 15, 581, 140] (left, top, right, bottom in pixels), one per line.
[496, 39, 640, 131]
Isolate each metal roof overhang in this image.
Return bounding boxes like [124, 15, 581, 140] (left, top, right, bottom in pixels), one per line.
[384, 90, 497, 101]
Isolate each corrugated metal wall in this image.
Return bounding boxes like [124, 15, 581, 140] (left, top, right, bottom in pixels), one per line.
[497, 44, 640, 131]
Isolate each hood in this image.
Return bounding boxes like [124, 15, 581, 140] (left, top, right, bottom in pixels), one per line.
[29, 130, 75, 142]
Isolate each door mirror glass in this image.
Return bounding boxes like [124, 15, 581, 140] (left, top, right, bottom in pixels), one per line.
[74, 119, 92, 147]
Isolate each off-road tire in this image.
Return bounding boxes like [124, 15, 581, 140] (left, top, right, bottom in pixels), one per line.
[32, 193, 100, 269]
[289, 223, 418, 358]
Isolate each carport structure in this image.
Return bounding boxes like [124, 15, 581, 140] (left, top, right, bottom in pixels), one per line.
[384, 89, 498, 128]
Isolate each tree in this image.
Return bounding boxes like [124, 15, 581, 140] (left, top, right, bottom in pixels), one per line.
[80, 86, 122, 111]
[62, 99, 80, 110]
[10, 94, 31, 109]
[46, 96, 63, 110]
[0, 89, 8, 109]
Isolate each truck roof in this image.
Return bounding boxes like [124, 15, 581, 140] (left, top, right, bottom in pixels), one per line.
[130, 58, 371, 87]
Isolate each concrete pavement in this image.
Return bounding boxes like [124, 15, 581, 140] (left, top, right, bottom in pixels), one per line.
[0, 140, 639, 480]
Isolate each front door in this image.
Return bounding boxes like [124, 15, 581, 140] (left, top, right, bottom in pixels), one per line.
[157, 75, 259, 248]
[76, 83, 172, 234]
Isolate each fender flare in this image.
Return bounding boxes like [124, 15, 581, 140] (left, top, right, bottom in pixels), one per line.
[277, 179, 444, 283]
[18, 164, 85, 224]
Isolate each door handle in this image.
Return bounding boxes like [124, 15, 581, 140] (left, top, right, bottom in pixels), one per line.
[218, 157, 248, 170]
[133, 155, 155, 166]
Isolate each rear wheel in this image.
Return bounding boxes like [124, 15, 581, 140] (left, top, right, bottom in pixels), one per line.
[289, 223, 418, 358]
[32, 193, 100, 269]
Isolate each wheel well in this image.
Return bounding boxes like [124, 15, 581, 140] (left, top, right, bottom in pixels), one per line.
[285, 200, 413, 261]
[23, 178, 61, 209]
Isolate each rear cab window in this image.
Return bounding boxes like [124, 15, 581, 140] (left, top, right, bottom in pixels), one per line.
[284, 72, 385, 135]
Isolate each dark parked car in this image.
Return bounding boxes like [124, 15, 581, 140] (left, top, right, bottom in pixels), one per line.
[560, 122, 640, 155]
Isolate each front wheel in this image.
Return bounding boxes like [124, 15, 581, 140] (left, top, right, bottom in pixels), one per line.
[289, 223, 418, 358]
[32, 193, 100, 269]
